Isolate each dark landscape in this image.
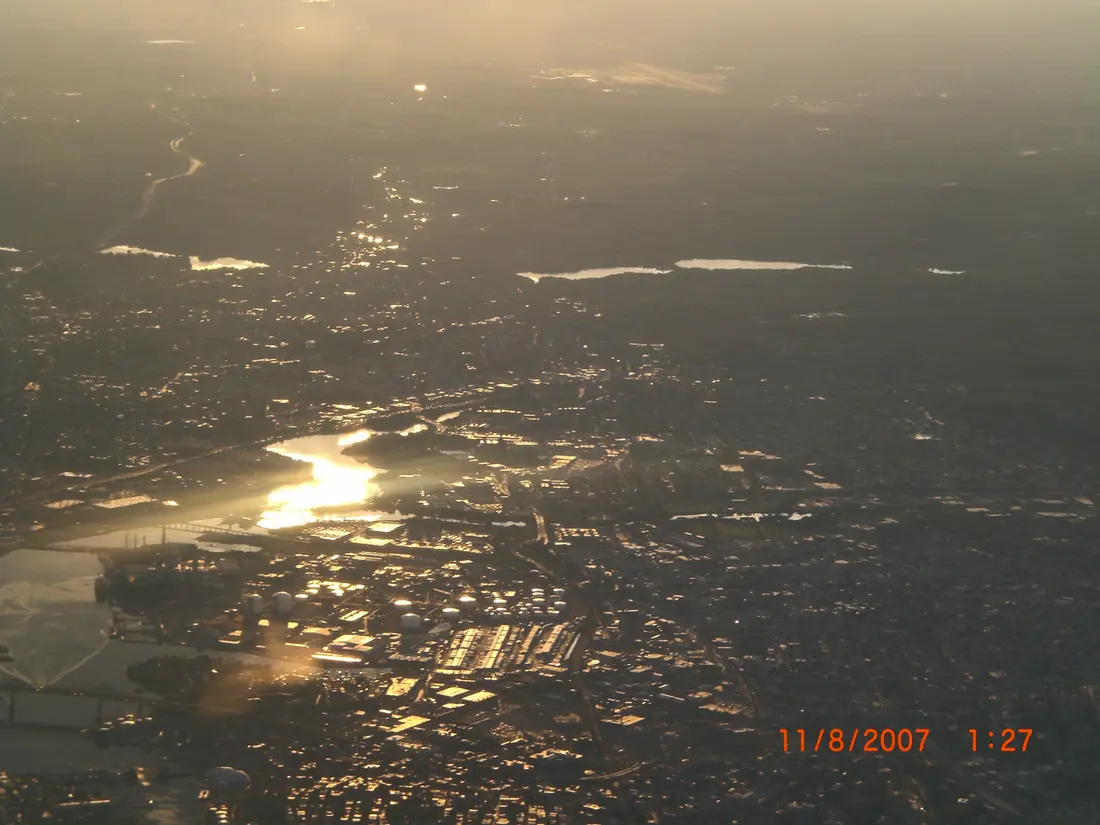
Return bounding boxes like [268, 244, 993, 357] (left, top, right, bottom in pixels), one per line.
[1, 1, 1099, 823]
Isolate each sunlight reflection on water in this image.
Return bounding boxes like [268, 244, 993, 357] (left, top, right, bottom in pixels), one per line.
[259, 433, 382, 529]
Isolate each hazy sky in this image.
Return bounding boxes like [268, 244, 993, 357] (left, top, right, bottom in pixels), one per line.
[4, 0, 1097, 65]
[1, 1, 1097, 105]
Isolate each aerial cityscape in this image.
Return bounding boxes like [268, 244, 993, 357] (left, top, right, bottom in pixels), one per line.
[2, 1, 1099, 823]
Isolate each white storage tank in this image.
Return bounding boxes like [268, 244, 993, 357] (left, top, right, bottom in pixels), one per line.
[393, 598, 413, 611]
[242, 594, 264, 616]
[458, 595, 477, 609]
[552, 587, 566, 597]
[399, 613, 422, 631]
[441, 607, 461, 620]
[553, 600, 568, 610]
[272, 591, 293, 617]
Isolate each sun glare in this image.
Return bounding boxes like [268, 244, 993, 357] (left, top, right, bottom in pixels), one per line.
[258, 447, 379, 530]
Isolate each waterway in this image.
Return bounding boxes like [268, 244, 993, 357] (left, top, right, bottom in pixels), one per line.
[1, 426, 393, 679]
[0, 549, 111, 689]
[0, 426, 391, 783]
[0, 549, 311, 692]
[259, 427, 410, 529]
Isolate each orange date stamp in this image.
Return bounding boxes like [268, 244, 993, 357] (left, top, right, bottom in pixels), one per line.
[780, 728, 929, 753]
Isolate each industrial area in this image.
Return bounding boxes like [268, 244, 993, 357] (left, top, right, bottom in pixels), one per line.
[1, 377, 1096, 824]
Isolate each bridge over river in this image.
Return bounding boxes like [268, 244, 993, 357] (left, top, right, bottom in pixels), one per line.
[0, 681, 151, 730]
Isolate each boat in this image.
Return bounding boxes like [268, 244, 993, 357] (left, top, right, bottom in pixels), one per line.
[0, 644, 14, 662]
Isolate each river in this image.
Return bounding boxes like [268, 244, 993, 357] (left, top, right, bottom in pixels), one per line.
[0, 427, 392, 696]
